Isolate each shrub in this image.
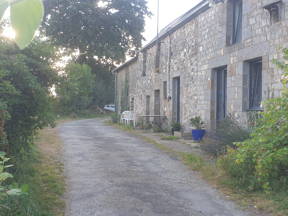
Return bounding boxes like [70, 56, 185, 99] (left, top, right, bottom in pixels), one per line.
[171, 122, 181, 131]
[201, 115, 250, 156]
[219, 49, 288, 192]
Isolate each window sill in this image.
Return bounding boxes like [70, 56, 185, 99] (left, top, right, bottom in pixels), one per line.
[246, 108, 264, 112]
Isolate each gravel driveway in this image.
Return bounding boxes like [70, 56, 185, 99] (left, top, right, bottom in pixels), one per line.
[58, 119, 251, 216]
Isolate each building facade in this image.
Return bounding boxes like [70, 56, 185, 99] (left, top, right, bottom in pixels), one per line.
[114, 0, 288, 132]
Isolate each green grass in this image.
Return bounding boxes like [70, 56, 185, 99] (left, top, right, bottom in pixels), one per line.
[0, 125, 66, 216]
[160, 135, 180, 141]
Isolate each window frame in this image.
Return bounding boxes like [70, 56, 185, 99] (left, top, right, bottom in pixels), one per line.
[264, 1, 283, 24]
[226, 0, 243, 45]
[248, 58, 263, 111]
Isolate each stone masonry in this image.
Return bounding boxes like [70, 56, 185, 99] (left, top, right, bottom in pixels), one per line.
[114, 0, 288, 133]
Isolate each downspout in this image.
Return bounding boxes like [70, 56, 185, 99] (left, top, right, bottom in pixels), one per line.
[168, 34, 172, 99]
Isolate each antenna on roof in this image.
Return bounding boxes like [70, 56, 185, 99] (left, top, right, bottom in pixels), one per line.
[157, 0, 160, 39]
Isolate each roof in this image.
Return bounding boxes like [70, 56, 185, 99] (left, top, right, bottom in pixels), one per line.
[141, 0, 210, 51]
[113, 0, 211, 73]
[112, 55, 138, 73]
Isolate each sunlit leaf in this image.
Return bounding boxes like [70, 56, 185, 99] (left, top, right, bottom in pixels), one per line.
[11, 0, 44, 49]
[6, 188, 22, 196]
[0, 172, 13, 182]
[4, 164, 13, 168]
[0, 0, 8, 20]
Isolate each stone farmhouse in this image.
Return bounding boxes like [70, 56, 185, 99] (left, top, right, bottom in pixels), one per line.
[113, 0, 288, 133]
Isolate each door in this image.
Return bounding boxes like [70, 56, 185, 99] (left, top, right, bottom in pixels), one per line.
[154, 90, 161, 124]
[172, 77, 181, 123]
[216, 67, 227, 121]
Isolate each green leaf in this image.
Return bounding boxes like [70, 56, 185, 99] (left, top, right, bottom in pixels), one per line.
[0, 0, 8, 20]
[20, 184, 29, 193]
[10, 0, 44, 49]
[0, 152, 5, 157]
[0, 172, 13, 182]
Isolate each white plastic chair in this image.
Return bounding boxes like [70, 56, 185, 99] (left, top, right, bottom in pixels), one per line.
[120, 111, 135, 126]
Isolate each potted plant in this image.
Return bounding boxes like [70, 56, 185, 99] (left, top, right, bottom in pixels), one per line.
[190, 116, 205, 141]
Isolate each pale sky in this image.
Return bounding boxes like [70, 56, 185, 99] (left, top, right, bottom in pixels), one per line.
[143, 0, 202, 45]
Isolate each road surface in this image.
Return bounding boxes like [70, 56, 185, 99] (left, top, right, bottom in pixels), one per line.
[58, 119, 251, 216]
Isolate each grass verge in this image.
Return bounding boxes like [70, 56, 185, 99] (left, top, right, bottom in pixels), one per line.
[1, 125, 65, 216]
[160, 135, 180, 141]
[33, 126, 66, 216]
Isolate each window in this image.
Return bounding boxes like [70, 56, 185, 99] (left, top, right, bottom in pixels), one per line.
[216, 67, 227, 121]
[264, 1, 282, 24]
[249, 58, 262, 110]
[163, 81, 167, 99]
[155, 42, 161, 72]
[227, 0, 242, 45]
[142, 50, 147, 76]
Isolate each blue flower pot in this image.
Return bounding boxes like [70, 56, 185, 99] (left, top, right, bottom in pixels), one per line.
[192, 129, 206, 141]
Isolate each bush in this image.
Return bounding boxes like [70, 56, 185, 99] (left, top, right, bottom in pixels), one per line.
[219, 49, 288, 192]
[201, 115, 250, 156]
[219, 96, 288, 192]
[111, 113, 119, 123]
[171, 122, 181, 131]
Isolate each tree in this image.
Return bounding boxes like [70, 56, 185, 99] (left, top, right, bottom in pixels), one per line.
[0, 38, 57, 154]
[43, 0, 149, 108]
[57, 63, 96, 114]
[43, 0, 150, 62]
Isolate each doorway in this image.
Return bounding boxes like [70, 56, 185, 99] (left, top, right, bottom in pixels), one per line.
[172, 77, 181, 123]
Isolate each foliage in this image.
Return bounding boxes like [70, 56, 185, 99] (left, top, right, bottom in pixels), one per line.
[201, 115, 250, 157]
[219, 49, 288, 192]
[42, 0, 149, 109]
[56, 63, 96, 114]
[0, 147, 64, 216]
[171, 122, 181, 131]
[190, 116, 205, 130]
[43, 0, 150, 62]
[0, 0, 44, 49]
[0, 38, 57, 154]
[0, 152, 22, 210]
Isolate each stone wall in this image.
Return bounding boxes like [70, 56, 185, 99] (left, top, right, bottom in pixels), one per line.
[115, 0, 288, 132]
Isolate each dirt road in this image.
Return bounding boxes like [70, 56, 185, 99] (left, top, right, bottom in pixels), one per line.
[58, 119, 251, 216]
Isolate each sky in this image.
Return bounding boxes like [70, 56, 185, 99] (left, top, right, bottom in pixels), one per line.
[143, 0, 202, 45]
[1, 0, 203, 47]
